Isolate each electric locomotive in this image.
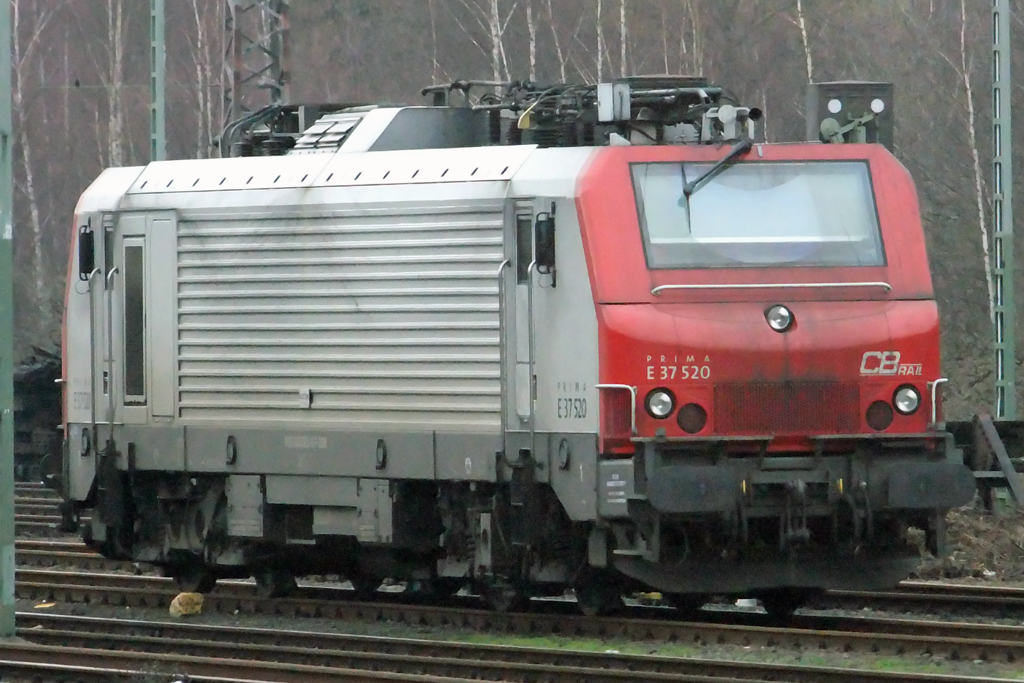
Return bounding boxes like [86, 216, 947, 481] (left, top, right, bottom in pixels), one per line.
[61, 77, 974, 615]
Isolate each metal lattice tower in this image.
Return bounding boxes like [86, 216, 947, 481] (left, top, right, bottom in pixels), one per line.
[151, 0, 166, 161]
[993, 0, 1016, 419]
[223, 1, 291, 133]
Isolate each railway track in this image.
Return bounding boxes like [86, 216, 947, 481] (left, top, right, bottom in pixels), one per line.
[16, 539, 127, 571]
[824, 581, 1024, 613]
[13, 482, 71, 535]
[16, 538, 1024, 615]
[13, 492, 1024, 673]
[5, 611, 1018, 683]
[13, 566, 1024, 664]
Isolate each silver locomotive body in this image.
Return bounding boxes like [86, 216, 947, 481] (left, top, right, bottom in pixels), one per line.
[65, 126, 608, 604]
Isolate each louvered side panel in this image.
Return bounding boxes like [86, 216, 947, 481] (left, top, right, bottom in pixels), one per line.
[177, 209, 505, 429]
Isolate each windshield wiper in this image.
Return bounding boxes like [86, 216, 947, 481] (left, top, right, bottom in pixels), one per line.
[682, 138, 754, 199]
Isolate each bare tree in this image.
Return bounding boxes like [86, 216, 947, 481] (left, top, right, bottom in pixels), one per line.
[957, 0, 994, 322]
[544, 0, 570, 82]
[429, 0, 442, 83]
[186, 0, 219, 158]
[619, 0, 627, 77]
[12, 0, 61, 330]
[106, 0, 126, 166]
[679, 0, 703, 76]
[794, 0, 813, 83]
[526, 0, 537, 80]
[449, 0, 518, 82]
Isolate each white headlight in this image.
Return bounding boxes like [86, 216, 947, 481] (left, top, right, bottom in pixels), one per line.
[766, 305, 793, 332]
[893, 386, 920, 415]
[645, 390, 675, 419]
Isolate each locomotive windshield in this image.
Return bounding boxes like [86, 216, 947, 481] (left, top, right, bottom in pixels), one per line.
[631, 161, 884, 269]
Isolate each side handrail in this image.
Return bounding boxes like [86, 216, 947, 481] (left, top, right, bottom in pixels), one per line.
[927, 378, 948, 426]
[495, 259, 510, 449]
[86, 267, 102, 449]
[105, 267, 119, 446]
[651, 282, 892, 296]
[595, 384, 637, 435]
[527, 260, 538, 457]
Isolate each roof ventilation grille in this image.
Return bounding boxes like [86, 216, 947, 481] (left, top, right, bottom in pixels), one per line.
[290, 113, 367, 154]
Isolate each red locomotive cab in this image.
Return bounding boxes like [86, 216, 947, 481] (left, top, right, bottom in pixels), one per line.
[580, 142, 944, 455]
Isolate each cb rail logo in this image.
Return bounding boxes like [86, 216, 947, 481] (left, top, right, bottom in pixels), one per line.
[859, 351, 923, 376]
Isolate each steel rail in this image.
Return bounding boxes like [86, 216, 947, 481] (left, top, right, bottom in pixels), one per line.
[0, 640, 483, 683]
[15, 549, 123, 572]
[16, 539, 92, 552]
[15, 502, 62, 515]
[13, 542, 1024, 613]
[13, 569, 1024, 663]
[14, 553, 1024, 609]
[13, 612, 1019, 683]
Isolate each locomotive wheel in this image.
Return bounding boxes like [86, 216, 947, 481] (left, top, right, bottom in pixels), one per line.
[428, 577, 464, 597]
[663, 593, 703, 615]
[574, 578, 624, 617]
[758, 589, 808, 617]
[173, 564, 217, 594]
[348, 574, 382, 598]
[254, 568, 297, 599]
[483, 584, 528, 612]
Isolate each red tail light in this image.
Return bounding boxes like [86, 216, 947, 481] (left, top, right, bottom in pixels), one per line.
[599, 387, 633, 453]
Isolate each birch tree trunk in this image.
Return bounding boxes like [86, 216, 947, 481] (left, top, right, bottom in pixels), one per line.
[661, 3, 669, 74]
[526, 0, 537, 80]
[62, 27, 70, 141]
[795, 0, 813, 83]
[680, 0, 703, 76]
[106, 0, 125, 166]
[959, 0, 995, 322]
[12, 0, 49, 328]
[619, 0, 627, 77]
[428, 0, 441, 83]
[190, 0, 216, 158]
[488, 0, 503, 81]
[545, 0, 568, 82]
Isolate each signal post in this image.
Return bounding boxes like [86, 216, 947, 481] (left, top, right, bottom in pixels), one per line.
[0, 0, 16, 637]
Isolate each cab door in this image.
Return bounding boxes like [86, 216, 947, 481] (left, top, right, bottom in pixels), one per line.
[104, 213, 177, 430]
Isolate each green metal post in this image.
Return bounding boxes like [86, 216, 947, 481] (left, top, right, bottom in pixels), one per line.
[994, 0, 1016, 419]
[151, 0, 166, 161]
[0, 0, 18, 637]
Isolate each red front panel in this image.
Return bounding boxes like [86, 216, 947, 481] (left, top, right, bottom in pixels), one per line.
[599, 300, 939, 444]
[577, 143, 940, 451]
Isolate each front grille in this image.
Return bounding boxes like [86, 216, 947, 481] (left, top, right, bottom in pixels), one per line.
[714, 382, 859, 434]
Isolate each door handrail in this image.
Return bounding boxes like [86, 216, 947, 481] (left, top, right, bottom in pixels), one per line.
[495, 259, 510, 448]
[927, 378, 948, 425]
[527, 260, 537, 458]
[105, 267, 118, 447]
[85, 267, 102, 451]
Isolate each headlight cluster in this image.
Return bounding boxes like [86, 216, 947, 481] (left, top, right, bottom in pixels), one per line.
[644, 389, 708, 434]
[645, 389, 674, 419]
[893, 385, 920, 415]
[765, 304, 794, 333]
[866, 384, 921, 431]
